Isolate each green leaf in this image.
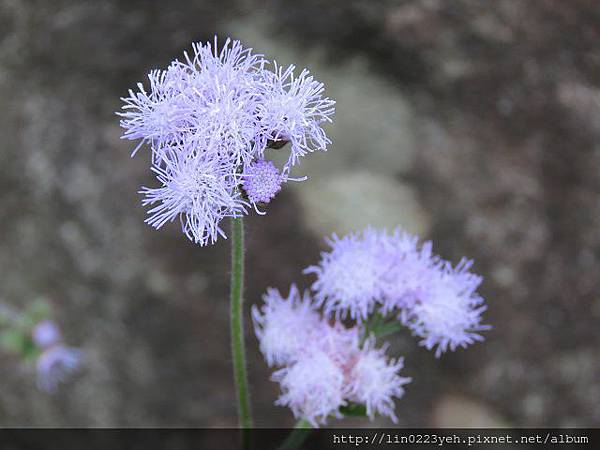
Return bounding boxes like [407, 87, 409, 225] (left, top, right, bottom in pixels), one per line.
[340, 402, 367, 417]
[21, 338, 41, 360]
[373, 321, 404, 340]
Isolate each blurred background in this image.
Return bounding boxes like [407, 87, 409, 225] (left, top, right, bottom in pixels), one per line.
[0, 0, 598, 427]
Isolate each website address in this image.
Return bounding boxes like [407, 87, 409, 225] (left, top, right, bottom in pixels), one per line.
[332, 433, 590, 446]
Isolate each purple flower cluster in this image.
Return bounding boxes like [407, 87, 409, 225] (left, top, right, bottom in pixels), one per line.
[252, 286, 410, 426]
[31, 320, 83, 393]
[253, 227, 488, 424]
[119, 38, 335, 245]
[306, 228, 489, 357]
[242, 159, 284, 206]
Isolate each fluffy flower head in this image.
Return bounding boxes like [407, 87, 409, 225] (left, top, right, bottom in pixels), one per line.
[118, 65, 196, 156]
[256, 64, 335, 169]
[306, 228, 488, 355]
[119, 38, 335, 245]
[254, 286, 410, 426]
[119, 38, 264, 165]
[273, 350, 345, 427]
[346, 341, 411, 422]
[140, 148, 246, 246]
[305, 228, 388, 321]
[400, 259, 490, 357]
[252, 285, 323, 367]
[378, 231, 440, 312]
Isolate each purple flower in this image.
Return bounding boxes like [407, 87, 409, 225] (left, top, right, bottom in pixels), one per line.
[174, 43, 263, 168]
[118, 64, 198, 158]
[304, 228, 389, 321]
[399, 259, 489, 357]
[305, 228, 489, 356]
[252, 285, 323, 367]
[140, 146, 247, 246]
[36, 345, 83, 393]
[346, 340, 411, 422]
[242, 159, 284, 205]
[253, 286, 409, 426]
[273, 350, 346, 427]
[371, 229, 442, 314]
[32, 320, 61, 349]
[119, 38, 335, 245]
[256, 64, 335, 170]
[119, 39, 265, 165]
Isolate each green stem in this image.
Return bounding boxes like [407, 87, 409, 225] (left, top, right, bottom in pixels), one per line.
[230, 216, 252, 432]
[359, 312, 382, 347]
[278, 419, 312, 450]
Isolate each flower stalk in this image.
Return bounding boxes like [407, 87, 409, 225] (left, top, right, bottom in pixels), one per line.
[230, 216, 253, 431]
[279, 419, 312, 450]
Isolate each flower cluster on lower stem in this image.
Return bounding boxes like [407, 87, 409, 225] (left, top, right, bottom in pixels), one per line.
[254, 227, 489, 425]
[252, 285, 410, 426]
[305, 227, 490, 357]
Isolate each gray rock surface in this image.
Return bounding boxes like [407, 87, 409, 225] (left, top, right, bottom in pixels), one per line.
[295, 171, 430, 238]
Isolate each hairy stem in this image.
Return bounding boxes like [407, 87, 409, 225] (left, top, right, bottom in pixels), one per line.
[230, 216, 252, 433]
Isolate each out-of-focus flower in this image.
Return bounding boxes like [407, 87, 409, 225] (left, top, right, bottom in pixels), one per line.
[32, 320, 61, 349]
[399, 259, 489, 357]
[251, 285, 323, 367]
[273, 350, 346, 427]
[378, 230, 437, 312]
[305, 228, 489, 356]
[318, 321, 361, 367]
[119, 38, 335, 245]
[346, 341, 411, 422]
[304, 228, 389, 321]
[253, 286, 409, 426]
[36, 345, 83, 393]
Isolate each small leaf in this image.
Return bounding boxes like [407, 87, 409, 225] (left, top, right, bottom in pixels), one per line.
[22, 338, 41, 360]
[340, 402, 367, 417]
[373, 321, 404, 340]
